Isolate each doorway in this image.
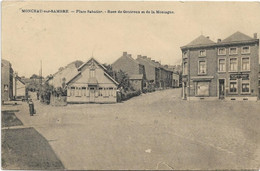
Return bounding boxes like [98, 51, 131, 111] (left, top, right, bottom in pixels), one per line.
[219, 79, 225, 99]
[89, 87, 95, 102]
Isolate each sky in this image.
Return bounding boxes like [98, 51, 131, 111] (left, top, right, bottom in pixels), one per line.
[2, 1, 260, 77]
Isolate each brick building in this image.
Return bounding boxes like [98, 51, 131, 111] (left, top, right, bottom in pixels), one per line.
[112, 52, 145, 92]
[181, 31, 259, 101]
[136, 56, 173, 89]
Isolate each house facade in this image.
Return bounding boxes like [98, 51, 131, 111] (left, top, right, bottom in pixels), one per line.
[1, 59, 13, 102]
[136, 56, 173, 89]
[112, 52, 145, 92]
[46, 61, 80, 88]
[13, 73, 26, 100]
[136, 56, 160, 88]
[181, 32, 259, 101]
[172, 72, 180, 88]
[66, 58, 118, 103]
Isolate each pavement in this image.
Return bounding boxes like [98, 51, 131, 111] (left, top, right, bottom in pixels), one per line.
[2, 88, 260, 170]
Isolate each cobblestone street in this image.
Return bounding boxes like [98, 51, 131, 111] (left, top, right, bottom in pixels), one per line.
[2, 88, 260, 170]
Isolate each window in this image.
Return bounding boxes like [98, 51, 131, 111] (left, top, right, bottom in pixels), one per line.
[242, 57, 250, 71]
[109, 87, 113, 96]
[229, 58, 238, 72]
[183, 51, 188, 58]
[196, 82, 209, 96]
[198, 61, 206, 74]
[82, 87, 86, 96]
[218, 59, 226, 72]
[241, 46, 250, 54]
[75, 87, 81, 96]
[99, 87, 103, 96]
[229, 47, 237, 55]
[241, 80, 250, 93]
[183, 62, 188, 75]
[229, 81, 237, 93]
[90, 69, 95, 78]
[199, 50, 206, 57]
[70, 87, 75, 96]
[218, 48, 226, 55]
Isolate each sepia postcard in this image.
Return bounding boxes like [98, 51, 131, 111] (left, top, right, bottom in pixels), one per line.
[1, 1, 260, 170]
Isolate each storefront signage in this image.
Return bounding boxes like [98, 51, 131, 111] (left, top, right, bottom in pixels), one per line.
[230, 74, 249, 79]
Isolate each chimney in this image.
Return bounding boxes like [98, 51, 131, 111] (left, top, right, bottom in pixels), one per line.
[143, 56, 147, 59]
[206, 36, 210, 39]
[123, 52, 127, 56]
[254, 33, 257, 39]
[127, 54, 132, 58]
[137, 55, 142, 58]
[217, 39, 221, 43]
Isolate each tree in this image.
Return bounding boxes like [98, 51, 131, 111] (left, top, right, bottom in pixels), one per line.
[103, 64, 114, 77]
[115, 70, 130, 91]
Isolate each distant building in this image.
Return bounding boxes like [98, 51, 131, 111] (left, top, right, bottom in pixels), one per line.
[112, 52, 145, 92]
[136, 56, 173, 89]
[1, 59, 14, 102]
[66, 57, 118, 103]
[181, 31, 259, 101]
[46, 61, 81, 88]
[13, 73, 26, 100]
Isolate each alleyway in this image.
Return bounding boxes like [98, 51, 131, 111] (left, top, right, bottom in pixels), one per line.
[2, 88, 260, 170]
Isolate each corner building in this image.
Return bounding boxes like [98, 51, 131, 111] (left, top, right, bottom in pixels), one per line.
[181, 31, 259, 101]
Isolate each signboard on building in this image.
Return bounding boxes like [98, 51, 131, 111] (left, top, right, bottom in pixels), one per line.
[230, 74, 249, 80]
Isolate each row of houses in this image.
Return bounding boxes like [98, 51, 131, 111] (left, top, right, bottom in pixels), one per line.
[181, 31, 260, 101]
[1, 59, 26, 103]
[111, 52, 180, 92]
[46, 53, 180, 104]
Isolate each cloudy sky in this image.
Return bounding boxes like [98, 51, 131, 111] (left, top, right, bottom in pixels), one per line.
[2, 1, 260, 77]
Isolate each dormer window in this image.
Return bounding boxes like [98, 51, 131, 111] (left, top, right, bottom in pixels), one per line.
[229, 47, 237, 55]
[218, 48, 226, 55]
[241, 46, 250, 54]
[199, 50, 206, 57]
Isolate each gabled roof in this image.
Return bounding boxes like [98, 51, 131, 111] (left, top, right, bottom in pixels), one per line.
[222, 31, 254, 43]
[78, 57, 107, 71]
[16, 76, 25, 85]
[66, 57, 119, 86]
[185, 35, 215, 47]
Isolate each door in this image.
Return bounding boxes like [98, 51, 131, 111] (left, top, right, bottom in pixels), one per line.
[89, 87, 95, 102]
[219, 79, 225, 99]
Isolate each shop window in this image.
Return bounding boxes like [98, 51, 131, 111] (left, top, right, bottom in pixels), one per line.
[241, 46, 250, 54]
[199, 50, 206, 57]
[242, 57, 250, 71]
[196, 82, 209, 96]
[218, 48, 226, 55]
[229, 47, 237, 55]
[218, 59, 226, 72]
[229, 58, 238, 72]
[241, 80, 250, 93]
[229, 81, 237, 93]
[198, 61, 206, 74]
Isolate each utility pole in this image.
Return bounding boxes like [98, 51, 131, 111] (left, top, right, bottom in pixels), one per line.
[40, 60, 42, 92]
